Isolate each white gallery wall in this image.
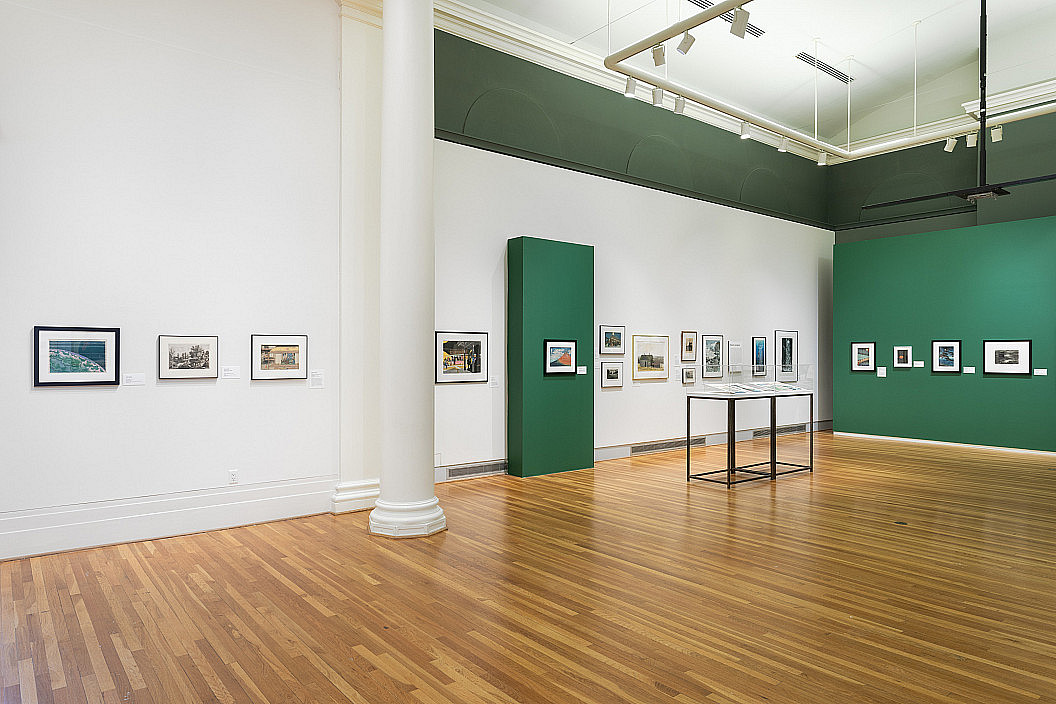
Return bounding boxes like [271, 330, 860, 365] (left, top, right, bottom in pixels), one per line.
[0, 0, 341, 559]
[434, 140, 834, 466]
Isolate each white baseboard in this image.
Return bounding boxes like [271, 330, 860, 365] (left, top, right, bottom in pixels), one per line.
[833, 432, 1056, 455]
[0, 476, 337, 562]
[331, 478, 380, 513]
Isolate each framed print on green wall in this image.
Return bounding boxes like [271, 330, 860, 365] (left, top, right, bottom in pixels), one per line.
[931, 340, 961, 373]
[851, 342, 876, 372]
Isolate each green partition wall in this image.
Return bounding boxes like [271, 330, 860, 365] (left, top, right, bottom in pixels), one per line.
[507, 237, 595, 476]
[833, 216, 1056, 451]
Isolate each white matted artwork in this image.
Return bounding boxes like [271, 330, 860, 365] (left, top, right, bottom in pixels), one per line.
[931, 340, 961, 373]
[599, 325, 625, 355]
[851, 341, 876, 372]
[34, 326, 120, 387]
[681, 331, 697, 362]
[775, 330, 799, 382]
[251, 334, 308, 380]
[632, 335, 668, 380]
[983, 340, 1031, 374]
[727, 340, 743, 373]
[752, 336, 767, 376]
[682, 366, 696, 384]
[601, 361, 623, 388]
[158, 335, 218, 380]
[435, 331, 488, 383]
[893, 345, 913, 368]
[544, 339, 577, 375]
[701, 334, 723, 378]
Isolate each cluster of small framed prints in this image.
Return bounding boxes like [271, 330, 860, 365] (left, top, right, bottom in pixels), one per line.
[32, 326, 309, 387]
[597, 326, 800, 387]
[850, 339, 1035, 375]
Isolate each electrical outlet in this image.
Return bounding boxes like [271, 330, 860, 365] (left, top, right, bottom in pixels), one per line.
[228, 469, 239, 485]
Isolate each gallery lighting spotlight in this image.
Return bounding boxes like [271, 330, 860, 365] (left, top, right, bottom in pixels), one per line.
[739, 122, 751, 139]
[677, 30, 696, 55]
[674, 95, 686, 114]
[817, 151, 828, 166]
[652, 87, 664, 106]
[652, 44, 666, 67]
[991, 125, 1003, 142]
[624, 77, 637, 97]
[944, 137, 957, 152]
[731, 7, 750, 38]
[966, 132, 978, 147]
[777, 137, 789, 152]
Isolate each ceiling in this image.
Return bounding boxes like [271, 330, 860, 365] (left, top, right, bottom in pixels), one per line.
[455, 0, 1056, 145]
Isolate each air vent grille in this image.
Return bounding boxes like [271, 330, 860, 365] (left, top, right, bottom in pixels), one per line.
[631, 436, 710, 455]
[752, 423, 808, 438]
[795, 52, 854, 84]
[686, 0, 765, 37]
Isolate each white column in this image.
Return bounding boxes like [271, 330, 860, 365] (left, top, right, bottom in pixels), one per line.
[368, 0, 446, 537]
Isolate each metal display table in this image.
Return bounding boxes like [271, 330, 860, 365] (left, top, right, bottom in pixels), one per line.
[686, 388, 813, 486]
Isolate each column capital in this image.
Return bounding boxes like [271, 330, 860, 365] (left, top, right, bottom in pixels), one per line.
[340, 0, 382, 28]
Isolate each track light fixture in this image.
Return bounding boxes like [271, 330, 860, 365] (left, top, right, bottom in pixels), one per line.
[944, 137, 957, 153]
[730, 7, 750, 39]
[674, 95, 686, 114]
[677, 31, 696, 55]
[966, 132, 978, 148]
[777, 137, 789, 153]
[624, 77, 636, 97]
[651, 44, 666, 67]
[739, 122, 751, 140]
[817, 152, 828, 166]
[991, 125, 1003, 142]
[652, 87, 664, 106]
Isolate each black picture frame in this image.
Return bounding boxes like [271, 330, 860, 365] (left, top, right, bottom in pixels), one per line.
[251, 334, 309, 380]
[158, 335, 219, 380]
[931, 340, 962, 373]
[543, 339, 577, 376]
[435, 331, 489, 383]
[598, 325, 625, 355]
[775, 329, 799, 382]
[751, 336, 767, 376]
[850, 341, 876, 372]
[34, 325, 121, 387]
[982, 339, 1032, 375]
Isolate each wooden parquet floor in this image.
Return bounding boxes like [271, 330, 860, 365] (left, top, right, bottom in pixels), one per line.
[3, 431, 1056, 703]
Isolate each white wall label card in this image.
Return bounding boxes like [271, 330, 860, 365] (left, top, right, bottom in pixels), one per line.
[877, 367, 887, 378]
[913, 360, 925, 368]
[308, 370, 325, 389]
[963, 366, 976, 374]
[576, 366, 587, 375]
[122, 373, 146, 386]
[488, 376, 498, 388]
[1035, 369, 1048, 376]
[221, 366, 241, 379]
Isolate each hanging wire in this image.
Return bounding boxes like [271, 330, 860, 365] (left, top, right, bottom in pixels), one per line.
[813, 38, 819, 140]
[846, 57, 853, 150]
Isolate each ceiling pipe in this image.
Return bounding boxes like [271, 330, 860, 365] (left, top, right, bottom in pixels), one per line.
[603, 0, 1056, 162]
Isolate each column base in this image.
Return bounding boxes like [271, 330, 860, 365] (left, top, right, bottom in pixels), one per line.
[368, 496, 447, 538]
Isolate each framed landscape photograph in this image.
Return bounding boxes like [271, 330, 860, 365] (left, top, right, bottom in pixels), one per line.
[544, 339, 577, 375]
[681, 331, 697, 362]
[34, 326, 120, 387]
[632, 334, 668, 380]
[752, 336, 767, 376]
[682, 366, 696, 385]
[158, 335, 218, 379]
[893, 345, 913, 368]
[701, 334, 723, 378]
[983, 340, 1031, 374]
[851, 342, 876, 372]
[931, 340, 961, 373]
[251, 334, 308, 380]
[435, 331, 488, 383]
[601, 361, 623, 388]
[775, 330, 799, 382]
[599, 325, 625, 355]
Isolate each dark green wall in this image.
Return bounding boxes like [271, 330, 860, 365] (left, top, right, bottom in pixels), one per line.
[507, 237, 594, 476]
[435, 30, 829, 228]
[832, 216, 1056, 451]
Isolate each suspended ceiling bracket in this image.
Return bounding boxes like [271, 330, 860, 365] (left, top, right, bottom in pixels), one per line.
[603, 0, 1056, 163]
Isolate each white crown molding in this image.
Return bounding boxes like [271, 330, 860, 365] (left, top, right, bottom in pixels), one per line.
[340, 0, 381, 28]
[961, 78, 1056, 118]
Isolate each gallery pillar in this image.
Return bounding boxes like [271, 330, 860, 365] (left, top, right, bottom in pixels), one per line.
[368, 0, 446, 537]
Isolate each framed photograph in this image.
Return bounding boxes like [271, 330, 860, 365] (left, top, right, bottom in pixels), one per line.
[632, 335, 668, 380]
[752, 336, 767, 376]
[158, 335, 218, 379]
[893, 345, 913, 368]
[601, 361, 623, 388]
[599, 325, 625, 355]
[251, 334, 308, 380]
[435, 331, 488, 383]
[931, 340, 961, 373]
[728, 340, 743, 373]
[775, 330, 799, 382]
[34, 326, 120, 387]
[544, 339, 577, 375]
[701, 334, 723, 378]
[851, 342, 876, 372]
[680, 331, 697, 362]
[983, 340, 1031, 374]
[682, 366, 696, 385]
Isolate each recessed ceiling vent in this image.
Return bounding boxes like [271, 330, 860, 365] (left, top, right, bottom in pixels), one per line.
[795, 52, 854, 83]
[686, 0, 765, 37]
